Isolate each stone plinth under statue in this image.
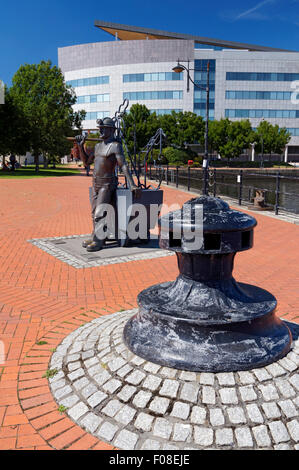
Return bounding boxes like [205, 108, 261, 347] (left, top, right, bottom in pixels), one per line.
[123, 196, 292, 372]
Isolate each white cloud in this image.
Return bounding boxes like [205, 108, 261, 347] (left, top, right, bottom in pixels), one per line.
[235, 0, 275, 20]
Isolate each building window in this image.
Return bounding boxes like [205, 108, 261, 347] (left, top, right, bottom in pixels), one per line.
[123, 91, 183, 100]
[226, 72, 299, 82]
[193, 59, 216, 119]
[123, 72, 183, 83]
[84, 111, 110, 120]
[226, 90, 293, 100]
[66, 76, 109, 88]
[76, 94, 110, 104]
[225, 109, 299, 118]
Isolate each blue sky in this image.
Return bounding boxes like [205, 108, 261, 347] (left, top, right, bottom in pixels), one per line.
[1, 0, 299, 86]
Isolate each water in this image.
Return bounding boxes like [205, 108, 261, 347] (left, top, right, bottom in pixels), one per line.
[165, 168, 299, 215]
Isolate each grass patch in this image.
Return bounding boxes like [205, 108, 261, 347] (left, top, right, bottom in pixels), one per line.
[43, 368, 58, 379]
[58, 405, 68, 414]
[36, 341, 48, 346]
[0, 165, 80, 179]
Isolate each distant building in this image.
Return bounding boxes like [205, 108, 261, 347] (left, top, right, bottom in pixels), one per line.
[58, 21, 299, 161]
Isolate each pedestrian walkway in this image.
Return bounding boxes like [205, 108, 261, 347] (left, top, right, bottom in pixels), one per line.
[0, 175, 298, 450]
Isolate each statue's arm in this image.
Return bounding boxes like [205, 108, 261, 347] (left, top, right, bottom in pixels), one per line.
[75, 136, 94, 166]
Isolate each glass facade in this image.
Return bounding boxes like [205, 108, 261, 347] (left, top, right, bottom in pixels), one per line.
[195, 43, 224, 50]
[123, 72, 183, 82]
[150, 109, 183, 115]
[226, 90, 293, 100]
[84, 111, 110, 121]
[76, 94, 110, 104]
[225, 109, 299, 118]
[286, 128, 299, 136]
[66, 76, 109, 87]
[123, 91, 183, 100]
[194, 59, 216, 120]
[227, 72, 299, 82]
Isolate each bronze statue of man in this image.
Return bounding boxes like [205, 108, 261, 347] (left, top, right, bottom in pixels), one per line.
[76, 117, 140, 252]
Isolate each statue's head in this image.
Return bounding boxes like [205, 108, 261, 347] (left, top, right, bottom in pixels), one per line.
[96, 117, 116, 140]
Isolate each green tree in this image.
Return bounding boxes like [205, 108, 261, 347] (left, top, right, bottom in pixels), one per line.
[254, 120, 291, 156]
[158, 111, 204, 149]
[0, 86, 28, 169]
[209, 118, 254, 160]
[9, 60, 86, 172]
[122, 104, 159, 155]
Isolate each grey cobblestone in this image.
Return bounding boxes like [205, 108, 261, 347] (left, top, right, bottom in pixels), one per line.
[102, 399, 123, 417]
[141, 439, 161, 450]
[60, 394, 79, 408]
[219, 387, 238, 404]
[268, 421, 290, 443]
[180, 383, 200, 403]
[239, 385, 257, 402]
[215, 428, 234, 446]
[116, 364, 133, 378]
[190, 406, 207, 425]
[209, 408, 225, 426]
[252, 368, 272, 382]
[73, 377, 89, 390]
[286, 419, 299, 442]
[81, 383, 98, 399]
[289, 374, 299, 391]
[153, 418, 173, 439]
[143, 362, 161, 374]
[237, 371, 255, 385]
[160, 367, 177, 378]
[149, 397, 170, 415]
[68, 402, 89, 420]
[115, 405, 136, 425]
[81, 413, 102, 433]
[216, 372, 235, 386]
[266, 363, 287, 377]
[134, 413, 154, 432]
[202, 386, 216, 404]
[258, 384, 279, 401]
[179, 371, 197, 382]
[278, 399, 298, 418]
[262, 402, 281, 419]
[87, 390, 108, 408]
[227, 407, 246, 424]
[143, 374, 162, 391]
[54, 385, 72, 399]
[171, 402, 190, 420]
[173, 423, 192, 442]
[126, 370, 146, 385]
[117, 385, 137, 402]
[194, 426, 214, 446]
[278, 357, 298, 372]
[159, 379, 180, 398]
[199, 373, 214, 386]
[235, 427, 254, 448]
[98, 422, 119, 441]
[102, 378, 122, 393]
[132, 391, 152, 408]
[252, 425, 271, 447]
[275, 378, 296, 398]
[246, 404, 264, 424]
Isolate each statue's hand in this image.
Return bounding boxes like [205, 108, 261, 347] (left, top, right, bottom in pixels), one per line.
[75, 135, 86, 146]
[132, 186, 142, 199]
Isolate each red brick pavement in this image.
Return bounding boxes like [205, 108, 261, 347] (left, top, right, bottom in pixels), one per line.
[0, 174, 298, 450]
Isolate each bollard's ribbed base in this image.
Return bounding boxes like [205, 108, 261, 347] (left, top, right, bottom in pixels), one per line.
[123, 277, 292, 372]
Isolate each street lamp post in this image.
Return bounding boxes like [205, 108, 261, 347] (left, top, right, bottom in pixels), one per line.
[172, 60, 210, 195]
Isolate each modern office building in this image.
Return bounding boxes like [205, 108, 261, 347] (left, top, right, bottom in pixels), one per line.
[58, 21, 299, 160]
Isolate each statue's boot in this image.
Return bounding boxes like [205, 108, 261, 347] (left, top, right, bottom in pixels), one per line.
[86, 241, 104, 252]
[82, 238, 93, 248]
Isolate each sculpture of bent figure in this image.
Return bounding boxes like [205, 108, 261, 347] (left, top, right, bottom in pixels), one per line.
[76, 117, 140, 252]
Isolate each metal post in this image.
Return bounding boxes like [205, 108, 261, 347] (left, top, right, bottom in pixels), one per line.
[238, 170, 243, 206]
[203, 62, 210, 196]
[213, 168, 217, 197]
[188, 166, 191, 191]
[166, 164, 169, 185]
[149, 163, 152, 179]
[275, 171, 280, 215]
[176, 166, 179, 188]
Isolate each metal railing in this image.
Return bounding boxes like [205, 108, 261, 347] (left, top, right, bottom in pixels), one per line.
[145, 164, 299, 216]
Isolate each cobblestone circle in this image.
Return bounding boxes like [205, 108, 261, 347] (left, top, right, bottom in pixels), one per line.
[49, 310, 299, 450]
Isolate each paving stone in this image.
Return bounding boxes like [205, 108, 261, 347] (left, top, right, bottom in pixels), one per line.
[235, 427, 254, 448]
[275, 378, 296, 398]
[87, 391, 108, 408]
[163, 444, 180, 450]
[258, 384, 279, 401]
[289, 374, 299, 391]
[246, 404, 264, 424]
[93, 370, 111, 386]
[194, 427, 214, 446]
[202, 386, 216, 404]
[237, 371, 255, 385]
[117, 385, 137, 402]
[133, 391, 152, 408]
[68, 402, 89, 420]
[286, 419, 299, 442]
[179, 371, 197, 382]
[73, 377, 90, 391]
[149, 397, 170, 415]
[180, 383, 200, 403]
[82, 351, 94, 360]
[68, 368, 84, 381]
[209, 408, 225, 427]
[143, 374, 162, 391]
[219, 387, 238, 404]
[274, 444, 292, 450]
[278, 357, 298, 372]
[59, 394, 79, 408]
[84, 357, 99, 368]
[252, 368, 272, 382]
[54, 385, 72, 399]
[266, 363, 287, 377]
[190, 406, 207, 425]
[102, 378, 122, 394]
[81, 413, 102, 433]
[153, 418, 173, 439]
[68, 361, 81, 372]
[171, 402, 190, 420]
[172, 423, 192, 442]
[50, 379, 67, 391]
[159, 379, 180, 398]
[108, 357, 127, 372]
[268, 421, 290, 444]
[67, 353, 80, 362]
[216, 372, 235, 386]
[98, 422, 119, 441]
[262, 402, 281, 419]
[126, 370, 146, 385]
[116, 364, 133, 378]
[143, 362, 161, 374]
[81, 383, 98, 399]
[160, 367, 177, 379]
[199, 373, 214, 386]
[278, 399, 298, 418]
[141, 439, 161, 450]
[215, 428, 234, 446]
[130, 356, 146, 366]
[115, 405, 136, 425]
[134, 413, 155, 432]
[227, 407, 246, 424]
[239, 385, 257, 402]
